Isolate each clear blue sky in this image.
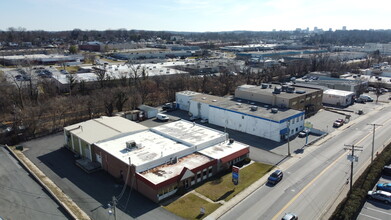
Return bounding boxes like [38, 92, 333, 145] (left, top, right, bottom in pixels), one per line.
[1, 0, 389, 32]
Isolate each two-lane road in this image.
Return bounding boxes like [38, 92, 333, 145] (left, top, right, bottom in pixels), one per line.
[220, 103, 391, 220]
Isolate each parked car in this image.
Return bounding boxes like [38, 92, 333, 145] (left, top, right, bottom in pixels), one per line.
[359, 94, 374, 102]
[281, 213, 298, 220]
[383, 165, 391, 176]
[298, 129, 309, 138]
[268, 170, 283, 185]
[162, 102, 176, 111]
[333, 119, 344, 128]
[367, 190, 391, 203]
[156, 113, 169, 122]
[354, 97, 366, 103]
[376, 183, 391, 193]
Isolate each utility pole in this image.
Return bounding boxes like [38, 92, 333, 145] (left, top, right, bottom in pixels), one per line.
[344, 144, 363, 194]
[368, 123, 383, 162]
[108, 196, 117, 220]
[287, 121, 291, 156]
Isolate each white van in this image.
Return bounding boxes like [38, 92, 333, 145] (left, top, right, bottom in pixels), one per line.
[359, 94, 374, 102]
[156, 113, 169, 121]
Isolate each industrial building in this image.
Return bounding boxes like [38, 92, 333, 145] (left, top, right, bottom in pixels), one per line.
[235, 84, 323, 114]
[322, 89, 355, 107]
[0, 54, 84, 66]
[177, 92, 305, 142]
[64, 118, 249, 202]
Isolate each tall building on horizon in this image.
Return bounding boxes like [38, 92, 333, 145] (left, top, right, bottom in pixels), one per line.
[342, 26, 347, 31]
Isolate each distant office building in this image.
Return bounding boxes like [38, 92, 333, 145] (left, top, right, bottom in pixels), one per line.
[342, 26, 347, 31]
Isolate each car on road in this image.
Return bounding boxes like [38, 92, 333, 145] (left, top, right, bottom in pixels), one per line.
[268, 170, 283, 185]
[281, 212, 298, 220]
[298, 129, 309, 138]
[376, 183, 391, 192]
[367, 190, 391, 203]
[333, 119, 344, 128]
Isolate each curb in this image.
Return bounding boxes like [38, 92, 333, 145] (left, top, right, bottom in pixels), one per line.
[5, 145, 90, 220]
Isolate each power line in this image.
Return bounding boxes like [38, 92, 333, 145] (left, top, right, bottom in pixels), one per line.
[344, 144, 363, 194]
[367, 123, 383, 162]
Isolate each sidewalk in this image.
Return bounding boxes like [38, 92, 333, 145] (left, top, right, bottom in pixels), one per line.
[205, 101, 389, 220]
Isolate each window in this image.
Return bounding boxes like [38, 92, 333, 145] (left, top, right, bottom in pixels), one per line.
[292, 101, 297, 105]
[242, 116, 244, 119]
[296, 128, 298, 132]
[197, 172, 201, 179]
[203, 170, 207, 177]
[296, 117, 299, 123]
[312, 95, 316, 99]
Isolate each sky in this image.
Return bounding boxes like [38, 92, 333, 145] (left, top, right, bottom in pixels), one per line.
[1, 0, 390, 32]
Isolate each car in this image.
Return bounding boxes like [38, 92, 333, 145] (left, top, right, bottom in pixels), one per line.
[298, 129, 309, 138]
[268, 170, 283, 185]
[281, 213, 298, 220]
[354, 97, 366, 103]
[156, 113, 169, 122]
[333, 119, 344, 128]
[376, 183, 391, 192]
[383, 165, 391, 176]
[200, 118, 208, 123]
[367, 190, 391, 203]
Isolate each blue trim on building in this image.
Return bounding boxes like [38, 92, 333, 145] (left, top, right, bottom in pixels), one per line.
[209, 105, 304, 124]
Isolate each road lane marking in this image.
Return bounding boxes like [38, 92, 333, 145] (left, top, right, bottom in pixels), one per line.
[359, 213, 382, 220]
[271, 121, 383, 220]
[365, 206, 391, 216]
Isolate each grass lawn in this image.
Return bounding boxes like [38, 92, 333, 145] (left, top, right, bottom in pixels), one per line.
[195, 162, 273, 202]
[163, 193, 221, 220]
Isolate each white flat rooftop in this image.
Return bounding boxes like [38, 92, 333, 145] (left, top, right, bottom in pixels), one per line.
[95, 130, 190, 167]
[199, 141, 249, 160]
[65, 116, 148, 144]
[140, 153, 213, 185]
[152, 120, 226, 146]
[324, 89, 355, 96]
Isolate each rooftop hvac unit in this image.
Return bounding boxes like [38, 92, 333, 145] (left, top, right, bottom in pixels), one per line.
[295, 90, 306, 94]
[261, 83, 268, 89]
[281, 85, 288, 92]
[126, 140, 136, 150]
[271, 108, 279, 113]
[286, 87, 295, 93]
[236, 103, 242, 107]
[273, 87, 281, 94]
[250, 105, 258, 111]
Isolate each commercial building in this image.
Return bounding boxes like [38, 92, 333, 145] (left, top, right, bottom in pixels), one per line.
[177, 92, 305, 142]
[0, 54, 84, 66]
[322, 89, 355, 107]
[235, 84, 323, 114]
[64, 116, 148, 160]
[64, 118, 249, 202]
[236, 49, 327, 60]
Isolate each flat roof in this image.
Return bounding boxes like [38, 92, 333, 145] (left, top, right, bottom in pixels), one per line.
[140, 153, 212, 185]
[65, 116, 148, 144]
[191, 94, 303, 122]
[152, 120, 226, 146]
[237, 84, 320, 99]
[324, 89, 355, 96]
[199, 141, 249, 160]
[95, 130, 191, 167]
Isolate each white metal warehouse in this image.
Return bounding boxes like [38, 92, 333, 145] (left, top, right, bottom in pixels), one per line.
[322, 89, 355, 107]
[183, 93, 305, 142]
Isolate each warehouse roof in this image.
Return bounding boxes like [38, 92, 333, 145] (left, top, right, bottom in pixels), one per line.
[95, 130, 190, 167]
[151, 120, 226, 147]
[191, 94, 303, 123]
[199, 140, 249, 160]
[140, 153, 213, 185]
[236, 84, 320, 99]
[324, 89, 355, 96]
[65, 116, 148, 144]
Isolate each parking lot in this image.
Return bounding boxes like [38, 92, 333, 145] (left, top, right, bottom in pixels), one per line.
[357, 175, 391, 220]
[21, 134, 182, 220]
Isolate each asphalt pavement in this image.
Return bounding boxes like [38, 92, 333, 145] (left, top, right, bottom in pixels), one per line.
[0, 146, 69, 220]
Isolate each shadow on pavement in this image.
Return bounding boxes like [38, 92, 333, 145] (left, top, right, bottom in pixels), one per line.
[37, 147, 159, 218]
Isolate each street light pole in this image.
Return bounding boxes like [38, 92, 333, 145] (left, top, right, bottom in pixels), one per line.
[287, 121, 291, 156]
[368, 123, 383, 163]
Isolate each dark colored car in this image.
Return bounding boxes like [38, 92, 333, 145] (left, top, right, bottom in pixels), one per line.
[298, 129, 309, 138]
[383, 165, 391, 176]
[268, 170, 283, 185]
[333, 119, 344, 128]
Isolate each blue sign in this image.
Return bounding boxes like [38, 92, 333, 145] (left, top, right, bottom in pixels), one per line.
[232, 172, 239, 180]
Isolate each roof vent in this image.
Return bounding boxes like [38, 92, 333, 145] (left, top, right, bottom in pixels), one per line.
[296, 90, 306, 94]
[261, 83, 268, 89]
[202, 97, 206, 100]
[286, 87, 295, 93]
[281, 85, 288, 92]
[271, 108, 278, 113]
[273, 87, 281, 94]
[236, 103, 242, 107]
[250, 106, 258, 111]
[212, 100, 217, 102]
[126, 140, 136, 150]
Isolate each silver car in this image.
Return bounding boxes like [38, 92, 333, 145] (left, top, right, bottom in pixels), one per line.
[367, 190, 391, 203]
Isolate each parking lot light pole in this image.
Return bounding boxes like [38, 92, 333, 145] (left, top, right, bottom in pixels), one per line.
[368, 123, 383, 162]
[287, 121, 291, 156]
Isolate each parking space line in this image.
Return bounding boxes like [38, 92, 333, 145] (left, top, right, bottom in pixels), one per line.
[359, 213, 382, 220]
[365, 206, 391, 216]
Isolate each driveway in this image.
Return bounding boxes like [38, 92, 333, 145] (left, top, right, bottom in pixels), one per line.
[21, 133, 182, 220]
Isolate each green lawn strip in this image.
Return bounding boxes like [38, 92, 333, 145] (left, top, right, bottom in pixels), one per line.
[163, 193, 221, 220]
[196, 162, 274, 202]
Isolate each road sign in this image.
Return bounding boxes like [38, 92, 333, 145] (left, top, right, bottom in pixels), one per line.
[232, 166, 240, 185]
